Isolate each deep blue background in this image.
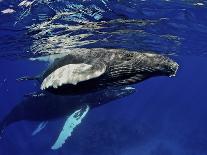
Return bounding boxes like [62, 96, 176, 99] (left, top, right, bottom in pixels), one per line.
[1, 1, 207, 155]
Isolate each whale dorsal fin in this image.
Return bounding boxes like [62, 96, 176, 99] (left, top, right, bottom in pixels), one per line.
[41, 62, 106, 90]
[51, 105, 90, 150]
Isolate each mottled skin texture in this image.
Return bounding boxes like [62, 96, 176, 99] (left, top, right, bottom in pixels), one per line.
[40, 48, 178, 94]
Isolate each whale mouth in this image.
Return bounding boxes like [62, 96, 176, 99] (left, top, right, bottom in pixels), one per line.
[169, 62, 179, 77]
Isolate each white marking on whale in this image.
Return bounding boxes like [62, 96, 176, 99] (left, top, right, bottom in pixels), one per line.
[29, 53, 69, 63]
[1, 8, 15, 14]
[18, 0, 33, 7]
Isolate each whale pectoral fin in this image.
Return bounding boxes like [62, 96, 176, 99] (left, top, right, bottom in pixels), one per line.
[41, 62, 106, 90]
[51, 105, 90, 150]
[32, 121, 48, 136]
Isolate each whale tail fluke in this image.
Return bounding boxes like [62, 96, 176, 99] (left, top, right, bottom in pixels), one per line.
[16, 76, 40, 82]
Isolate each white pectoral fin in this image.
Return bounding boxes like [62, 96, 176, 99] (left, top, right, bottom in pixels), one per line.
[41, 62, 106, 90]
[51, 105, 90, 150]
[32, 121, 48, 136]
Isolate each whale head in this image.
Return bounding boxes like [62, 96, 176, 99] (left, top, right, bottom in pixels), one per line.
[135, 52, 179, 78]
[162, 58, 179, 77]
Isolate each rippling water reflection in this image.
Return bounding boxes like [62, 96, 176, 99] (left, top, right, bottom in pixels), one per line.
[1, 0, 207, 59]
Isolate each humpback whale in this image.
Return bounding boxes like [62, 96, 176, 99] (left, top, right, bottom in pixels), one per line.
[18, 48, 179, 95]
[1, 48, 179, 150]
[0, 86, 135, 150]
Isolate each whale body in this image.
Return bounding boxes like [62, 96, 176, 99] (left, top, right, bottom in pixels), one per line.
[0, 86, 135, 149]
[19, 48, 179, 95]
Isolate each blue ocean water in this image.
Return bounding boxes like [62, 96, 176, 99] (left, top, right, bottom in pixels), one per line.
[0, 0, 207, 155]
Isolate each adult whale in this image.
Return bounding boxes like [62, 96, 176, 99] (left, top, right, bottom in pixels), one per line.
[0, 86, 135, 150]
[18, 48, 179, 95]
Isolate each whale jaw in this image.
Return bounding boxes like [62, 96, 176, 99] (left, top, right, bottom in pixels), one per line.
[169, 62, 179, 77]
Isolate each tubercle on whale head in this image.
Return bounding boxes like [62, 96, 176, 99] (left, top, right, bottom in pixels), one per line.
[135, 52, 179, 77]
[158, 55, 179, 77]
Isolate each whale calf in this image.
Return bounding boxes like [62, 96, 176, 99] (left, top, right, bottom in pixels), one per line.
[18, 48, 179, 95]
[0, 86, 135, 149]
